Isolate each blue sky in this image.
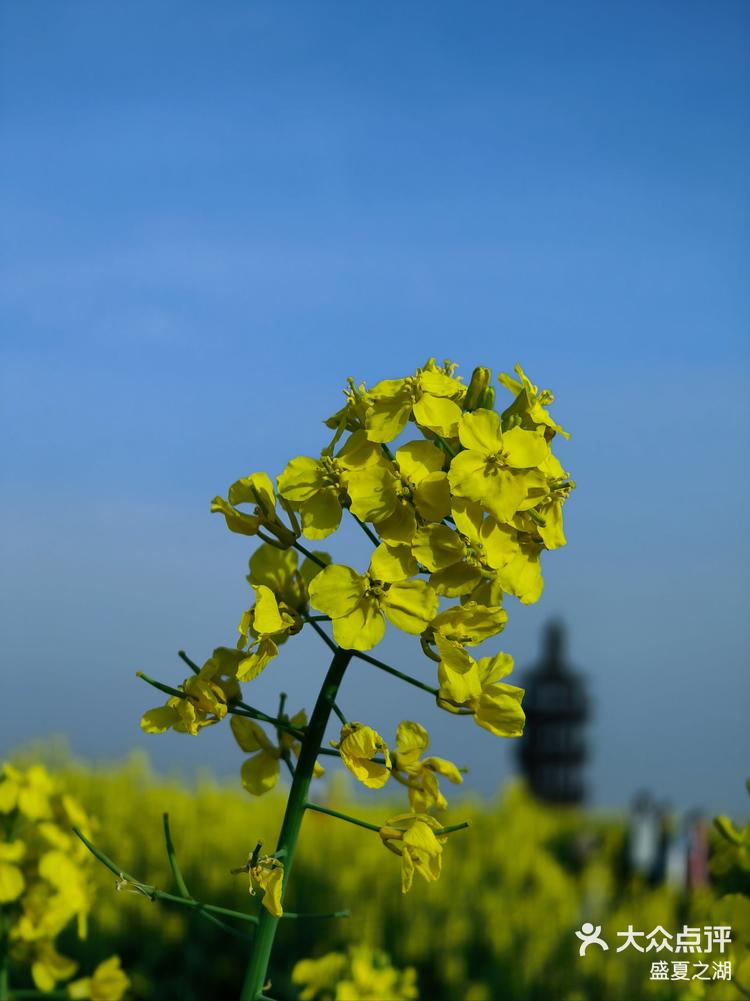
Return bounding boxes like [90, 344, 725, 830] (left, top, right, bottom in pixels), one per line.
[1, 1, 749, 812]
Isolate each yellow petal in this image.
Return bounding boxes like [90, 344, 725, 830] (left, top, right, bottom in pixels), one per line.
[277, 456, 325, 502]
[447, 450, 487, 504]
[457, 409, 502, 452]
[331, 598, 386, 651]
[414, 471, 451, 522]
[412, 394, 461, 437]
[475, 684, 526, 737]
[429, 562, 482, 597]
[496, 547, 544, 604]
[432, 602, 507, 644]
[373, 503, 417, 545]
[300, 487, 342, 539]
[231, 715, 272, 753]
[418, 367, 464, 398]
[538, 500, 566, 550]
[254, 859, 284, 917]
[451, 497, 485, 544]
[308, 564, 366, 618]
[240, 752, 280, 796]
[481, 468, 528, 524]
[336, 429, 383, 469]
[253, 585, 288, 635]
[395, 720, 429, 764]
[228, 472, 276, 513]
[411, 525, 464, 572]
[140, 705, 180, 734]
[370, 543, 417, 583]
[346, 466, 399, 522]
[435, 636, 482, 704]
[395, 440, 445, 485]
[501, 426, 549, 469]
[210, 496, 260, 536]
[423, 756, 463, 784]
[383, 580, 438, 634]
[237, 637, 279, 682]
[248, 545, 298, 589]
[365, 392, 412, 442]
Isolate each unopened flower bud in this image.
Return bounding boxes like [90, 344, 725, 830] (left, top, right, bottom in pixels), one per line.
[463, 367, 492, 412]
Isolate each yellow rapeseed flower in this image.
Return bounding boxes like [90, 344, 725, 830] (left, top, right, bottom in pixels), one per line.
[391, 721, 462, 812]
[448, 408, 549, 523]
[277, 431, 382, 539]
[308, 547, 438, 651]
[379, 813, 446, 893]
[436, 639, 525, 737]
[332, 723, 392, 789]
[364, 360, 466, 443]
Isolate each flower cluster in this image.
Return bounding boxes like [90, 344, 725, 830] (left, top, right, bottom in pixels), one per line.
[139, 359, 573, 904]
[209, 359, 571, 717]
[0, 762, 129, 999]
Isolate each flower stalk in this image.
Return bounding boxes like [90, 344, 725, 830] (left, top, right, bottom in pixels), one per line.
[240, 646, 353, 1000]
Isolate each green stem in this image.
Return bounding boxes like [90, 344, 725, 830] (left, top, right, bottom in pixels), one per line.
[240, 646, 353, 1000]
[351, 650, 439, 696]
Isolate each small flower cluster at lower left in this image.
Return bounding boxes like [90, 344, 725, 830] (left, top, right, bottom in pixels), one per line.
[0, 762, 130, 999]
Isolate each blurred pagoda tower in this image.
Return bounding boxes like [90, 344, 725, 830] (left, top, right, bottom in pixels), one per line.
[517, 620, 589, 805]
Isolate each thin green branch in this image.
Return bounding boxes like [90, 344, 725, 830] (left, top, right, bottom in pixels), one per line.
[317, 746, 388, 767]
[277, 692, 287, 718]
[281, 909, 350, 920]
[162, 813, 190, 898]
[279, 496, 301, 536]
[436, 821, 471, 836]
[256, 529, 288, 549]
[304, 802, 470, 838]
[303, 615, 337, 653]
[351, 650, 439, 696]
[328, 698, 348, 726]
[292, 540, 328, 569]
[73, 828, 259, 927]
[348, 509, 380, 546]
[304, 802, 382, 833]
[178, 650, 201, 674]
[136, 671, 305, 739]
[281, 753, 296, 779]
[135, 671, 186, 701]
